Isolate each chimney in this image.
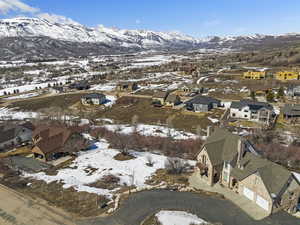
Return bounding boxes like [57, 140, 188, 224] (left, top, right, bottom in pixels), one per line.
[207, 126, 213, 137]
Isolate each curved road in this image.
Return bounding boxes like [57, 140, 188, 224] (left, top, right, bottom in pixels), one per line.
[78, 190, 300, 225]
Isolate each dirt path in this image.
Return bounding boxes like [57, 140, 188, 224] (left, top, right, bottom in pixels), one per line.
[0, 184, 75, 225]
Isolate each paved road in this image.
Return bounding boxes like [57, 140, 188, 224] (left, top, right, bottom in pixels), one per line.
[78, 190, 300, 225]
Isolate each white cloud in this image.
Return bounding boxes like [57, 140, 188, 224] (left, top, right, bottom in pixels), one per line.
[135, 19, 141, 24]
[0, 0, 39, 14]
[203, 19, 221, 27]
[37, 13, 80, 25]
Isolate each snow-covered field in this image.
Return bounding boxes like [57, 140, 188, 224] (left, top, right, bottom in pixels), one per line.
[24, 139, 196, 199]
[156, 211, 206, 225]
[91, 83, 116, 92]
[0, 107, 38, 120]
[103, 124, 198, 140]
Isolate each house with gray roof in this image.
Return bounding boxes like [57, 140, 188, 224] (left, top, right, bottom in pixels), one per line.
[0, 122, 34, 150]
[194, 128, 300, 215]
[81, 93, 106, 106]
[230, 99, 275, 123]
[185, 95, 221, 112]
[282, 104, 300, 121]
[287, 85, 300, 97]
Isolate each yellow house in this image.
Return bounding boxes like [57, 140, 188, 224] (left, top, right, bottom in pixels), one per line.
[243, 71, 266, 80]
[276, 71, 299, 81]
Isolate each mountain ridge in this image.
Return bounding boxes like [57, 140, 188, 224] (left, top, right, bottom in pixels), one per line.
[1, 17, 300, 60]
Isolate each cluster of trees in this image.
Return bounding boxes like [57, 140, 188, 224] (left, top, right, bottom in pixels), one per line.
[249, 86, 284, 102]
[90, 126, 203, 160]
[250, 130, 300, 169]
[3, 89, 20, 95]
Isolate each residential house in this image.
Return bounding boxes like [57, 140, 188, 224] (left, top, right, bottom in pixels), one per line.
[185, 95, 221, 112]
[0, 122, 34, 150]
[69, 81, 90, 90]
[116, 82, 139, 92]
[31, 126, 87, 162]
[49, 86, 66, 94]
[165, 94, 181, 107]
[276, 71, 299, 81]
[195, 128, 300, 214]
[152, 91, 169, 106]
[243, 71, 266, 80]
[230, 100, 274, 123]
[287, 85, 300, 97]
[282, 104, 300, 121]
[81, 93, 106, 106]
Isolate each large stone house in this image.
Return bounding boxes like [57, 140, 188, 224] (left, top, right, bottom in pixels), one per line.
[185, 95, 221, 112]
[0, 122, 34, 150]
[230, 100, 275, 123]
[195, 128, 300, 214]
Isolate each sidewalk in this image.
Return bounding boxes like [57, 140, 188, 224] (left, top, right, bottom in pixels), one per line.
[189, 172, 270, 220]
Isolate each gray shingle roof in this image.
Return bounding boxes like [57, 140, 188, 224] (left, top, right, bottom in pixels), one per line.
[231, 152, 292, 196]
[282, 104, 300, 116]
[82, 93, 105, 100]
[186, 95, 220, 106]
[203, 128, 240, 166]
[230, 99, 273, 111]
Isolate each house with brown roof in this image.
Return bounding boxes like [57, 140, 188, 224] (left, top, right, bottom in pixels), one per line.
[0, 122, 34, 150]
[31, 126, 88, 162]
[194, 128, 300, 215]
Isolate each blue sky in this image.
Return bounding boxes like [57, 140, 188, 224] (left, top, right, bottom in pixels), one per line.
[1, 0, 300, 37]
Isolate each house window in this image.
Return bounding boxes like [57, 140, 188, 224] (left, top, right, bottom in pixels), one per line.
[232, 113, 236, 117]
[244, 110, 249, 113]
[244, 115, 248, 118]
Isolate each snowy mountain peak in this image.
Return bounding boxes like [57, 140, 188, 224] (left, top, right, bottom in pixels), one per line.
[0, 17, 201, 48]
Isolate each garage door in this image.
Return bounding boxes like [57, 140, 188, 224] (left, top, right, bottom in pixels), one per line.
[243, 187, 254, 200]
[256, 195, 269, 211]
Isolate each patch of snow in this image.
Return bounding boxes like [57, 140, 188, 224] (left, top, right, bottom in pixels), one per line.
[24, 139, 196, 199]
[103, 124, 197, 140]
[104, 95, 116, 107]
[156, 210, 206, 225]
[0, 108, 38, 120]
[293, 172, 300, 183]
[208, 117, 219, 124]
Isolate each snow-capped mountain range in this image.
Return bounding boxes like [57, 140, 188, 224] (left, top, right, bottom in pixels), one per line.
[0, 17, 300, 60]
[0, 17, 201, 48]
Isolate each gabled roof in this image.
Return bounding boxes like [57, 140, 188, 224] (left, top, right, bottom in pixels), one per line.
[33, 126, 73, 154]
[202, 128, 240, 165]
[186, 95, 220, 106]
[0, 122, 34, 144]
[82, 93, 105, 99]
[231, 152, 293, 197]
[230, 99, 273, 111]
[165, 94, 179, 103]
[153, 91, 168, 99]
